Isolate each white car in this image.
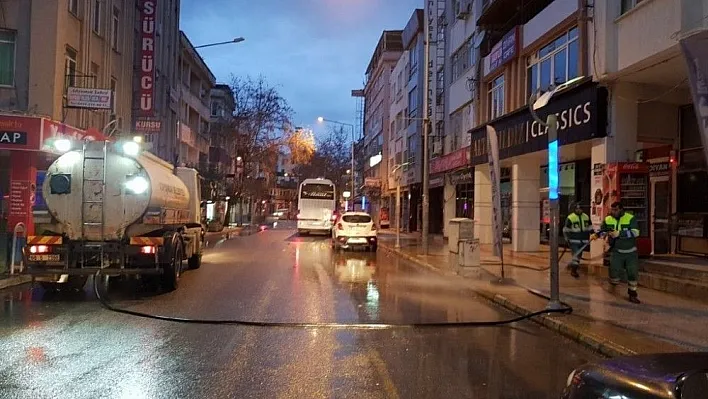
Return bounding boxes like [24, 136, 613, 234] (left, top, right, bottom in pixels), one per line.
[332, 212, 378, 251]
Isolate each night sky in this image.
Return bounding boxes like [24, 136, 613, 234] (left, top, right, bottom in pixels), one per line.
[180, 0, 420, 136]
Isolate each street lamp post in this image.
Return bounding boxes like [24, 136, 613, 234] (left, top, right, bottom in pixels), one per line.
[391, 162, 410, 248]
[317, 117, 356, 207]
[528, 76, 585, 310]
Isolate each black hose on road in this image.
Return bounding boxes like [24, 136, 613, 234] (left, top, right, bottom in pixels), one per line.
[93, 270, 573, 329]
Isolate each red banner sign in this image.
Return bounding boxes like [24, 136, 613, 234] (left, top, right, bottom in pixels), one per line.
[0, 115, 42, 151]
[430, 146, 469, 174]
[138, 0, 157, 117]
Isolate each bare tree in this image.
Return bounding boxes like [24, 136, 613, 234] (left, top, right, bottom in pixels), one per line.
[293, 126, 350, 194]
[229, 75, 313, 224]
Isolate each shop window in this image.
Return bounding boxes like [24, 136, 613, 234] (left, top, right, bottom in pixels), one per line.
[111, 8, 120, 51]
[621, 0, 644, 14]
[92, 0, 102, 35]
[488, 74, 504, 120]
[408, 88, 418, 119]
[0, 30, 16, 87]
[456, 183, 474, 218]
[677, 172, 708, 213]
[451, 38, 474, 81]
[680, 105, 703, 150]
[409, 42, 418, 81]
[65, 47, 78, 89]
[527, 27, 579, 97]
[69, 0, 79, 16]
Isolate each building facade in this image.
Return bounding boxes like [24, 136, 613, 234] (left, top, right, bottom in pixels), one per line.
[133, 0, 181, 162]
[209, 84, 236, 181]
[388, 45, 409, 230]
[0, 0, 136, 250]
[398, 9, 426, 232]
[177, 31, 215, 170]
[362, 31, 403, 222]
[590, 0, 708, 257]
[438, 0, 599, 253]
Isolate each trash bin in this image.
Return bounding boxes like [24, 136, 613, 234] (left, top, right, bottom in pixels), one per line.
[458, 238, 480, 267]
[448, 218, 475, 253]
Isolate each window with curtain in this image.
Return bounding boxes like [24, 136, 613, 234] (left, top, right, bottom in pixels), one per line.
[527, 27, 579, 97]
[0, 30, 16, 86]
[488, 74, 504, 119]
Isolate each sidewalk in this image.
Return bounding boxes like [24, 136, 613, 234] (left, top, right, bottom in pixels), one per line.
[377, 230, 708, 357]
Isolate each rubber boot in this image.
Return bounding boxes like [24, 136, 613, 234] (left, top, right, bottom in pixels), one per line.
[628, 289, 641, 304]
[570, 264, 580, 278]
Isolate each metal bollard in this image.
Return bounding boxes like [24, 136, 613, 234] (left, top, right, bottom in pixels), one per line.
[10, 223, 26, 275]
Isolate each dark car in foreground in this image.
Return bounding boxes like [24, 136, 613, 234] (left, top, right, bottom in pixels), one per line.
[563, 352, 708, 398]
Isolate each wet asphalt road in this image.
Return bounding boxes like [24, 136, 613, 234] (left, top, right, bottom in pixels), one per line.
[1, 222, 599, 398]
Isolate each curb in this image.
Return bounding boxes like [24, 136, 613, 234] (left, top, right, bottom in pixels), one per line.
[0, 275, 32, 291]
[379, 241, 634, 358]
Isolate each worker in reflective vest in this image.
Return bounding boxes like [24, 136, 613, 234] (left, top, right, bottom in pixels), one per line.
[563, 202, 593, 278]
[594, 201, 641, 304]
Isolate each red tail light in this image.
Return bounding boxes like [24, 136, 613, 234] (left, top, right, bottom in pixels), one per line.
[29, 245, 50, 254]
[337, 223, 344, 230]
[140, 246, 157, 254]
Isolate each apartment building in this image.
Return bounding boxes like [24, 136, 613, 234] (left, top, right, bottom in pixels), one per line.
[209, 84, 236, 177]
[431, 0, 599, 253]
[133, 0, 181, 162]
[387, 10, 426, 232]
[0, 0, 136, 240]
[177, 31, 216, 170]
[362, 31, 403, 220]
[591, 0, 708, 258]
[388, 46, 408, 230]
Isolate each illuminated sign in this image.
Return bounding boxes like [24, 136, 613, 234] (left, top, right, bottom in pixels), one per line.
[369, 153, 382, 167]
[138, 0, 157, 117]
[548, 140, 559, 200]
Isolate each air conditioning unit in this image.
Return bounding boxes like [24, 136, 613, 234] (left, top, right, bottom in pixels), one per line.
[455, 0, 470, 19]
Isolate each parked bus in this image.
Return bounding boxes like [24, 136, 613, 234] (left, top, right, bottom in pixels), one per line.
[297, 178, 337, 235]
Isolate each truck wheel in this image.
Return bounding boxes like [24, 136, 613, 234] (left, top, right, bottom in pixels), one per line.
[188, 253, 202, 269]
[161, 243, 183, 292]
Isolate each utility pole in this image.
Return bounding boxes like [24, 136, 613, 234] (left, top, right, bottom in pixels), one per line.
[421, 5, 431, 255]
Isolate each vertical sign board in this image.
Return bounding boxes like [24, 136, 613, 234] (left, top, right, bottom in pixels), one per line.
[680, 30, 708, 170]
[486, 125, 504, 260]
[138, 0, 157, 117]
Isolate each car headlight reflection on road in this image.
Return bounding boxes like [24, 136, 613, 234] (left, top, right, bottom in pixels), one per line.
[125, 176, 149, 194]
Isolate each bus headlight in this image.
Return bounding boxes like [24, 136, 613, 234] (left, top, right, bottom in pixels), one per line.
[125, 176, 149, 194]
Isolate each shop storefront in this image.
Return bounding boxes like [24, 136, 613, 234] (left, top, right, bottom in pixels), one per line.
[430, 146, 470, 237]
[0, 114, 106, 271]
[468, 80, 608, 250]
[673, 105, 708, 256]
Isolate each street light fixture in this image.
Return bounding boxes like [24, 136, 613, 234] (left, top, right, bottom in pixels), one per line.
[316, 117, 356, 207]
[528, 76, 585, 310]
[194, 37, 245, 49]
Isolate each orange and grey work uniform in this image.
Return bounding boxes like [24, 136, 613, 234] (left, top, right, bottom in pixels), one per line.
[601, 213, 640, 294]
[563, 212, 593, 271]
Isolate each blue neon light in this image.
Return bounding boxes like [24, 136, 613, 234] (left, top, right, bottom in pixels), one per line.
[362, 196, 366, 209]
[548, 140, 559, 200]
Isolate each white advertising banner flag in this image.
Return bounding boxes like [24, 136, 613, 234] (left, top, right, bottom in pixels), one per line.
[486, 125, 503, 259]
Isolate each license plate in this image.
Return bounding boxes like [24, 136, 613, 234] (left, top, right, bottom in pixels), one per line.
[348, 238, 367, 244]
[29, 254, 60, 262]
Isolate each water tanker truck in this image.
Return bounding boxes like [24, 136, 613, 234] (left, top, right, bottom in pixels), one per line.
[23, 138, 205, 291]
